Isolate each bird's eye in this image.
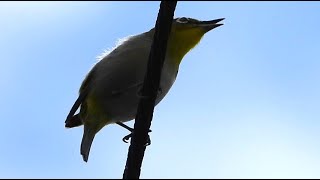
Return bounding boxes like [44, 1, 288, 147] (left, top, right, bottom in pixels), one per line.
[177, 17, 189, 24]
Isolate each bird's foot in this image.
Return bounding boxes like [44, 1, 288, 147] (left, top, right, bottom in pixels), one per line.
[116, 122, 152, 146]
[122, 130, 152, 146]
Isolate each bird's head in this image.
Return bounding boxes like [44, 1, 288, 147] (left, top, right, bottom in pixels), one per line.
[167, 17, 224, 66]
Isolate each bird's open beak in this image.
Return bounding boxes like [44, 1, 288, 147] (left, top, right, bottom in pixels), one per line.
[199, 18, 225, 32]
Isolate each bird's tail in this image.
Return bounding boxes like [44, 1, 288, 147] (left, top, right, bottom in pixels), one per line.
[81, 125, 96, 162]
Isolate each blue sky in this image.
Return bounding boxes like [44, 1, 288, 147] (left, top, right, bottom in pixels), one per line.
[1, 1, 320, 178]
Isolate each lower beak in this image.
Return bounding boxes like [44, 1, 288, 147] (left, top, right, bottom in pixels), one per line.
[199, 18, 225, 32]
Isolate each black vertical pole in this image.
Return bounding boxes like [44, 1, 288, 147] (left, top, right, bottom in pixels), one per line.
[122, 1, 177, 179]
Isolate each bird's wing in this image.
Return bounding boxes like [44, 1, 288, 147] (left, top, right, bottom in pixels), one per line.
[91, 38, 151, 98]
[65, 67, 96, 125]
[65, 32, 153, 126]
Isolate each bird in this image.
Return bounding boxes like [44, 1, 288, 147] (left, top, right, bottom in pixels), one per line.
[65, 17, 224, 162]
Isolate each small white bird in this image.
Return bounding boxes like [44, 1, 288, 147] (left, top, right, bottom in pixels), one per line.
[65, 17, 224, 162]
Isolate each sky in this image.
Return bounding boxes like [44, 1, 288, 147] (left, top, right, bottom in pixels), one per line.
[0, 1, 320, 178]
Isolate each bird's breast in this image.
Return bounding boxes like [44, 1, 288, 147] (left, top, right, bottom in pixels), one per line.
[90, 58, 178, 123]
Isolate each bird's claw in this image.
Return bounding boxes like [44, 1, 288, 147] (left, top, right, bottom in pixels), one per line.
[122, 133, 132, 143]
[122, 131, 152, 146]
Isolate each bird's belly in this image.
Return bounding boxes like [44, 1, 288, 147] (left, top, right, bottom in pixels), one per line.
[96, 69, 176, 123]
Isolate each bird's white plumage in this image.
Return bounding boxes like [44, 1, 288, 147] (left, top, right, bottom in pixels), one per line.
[85, 30, 178, 123]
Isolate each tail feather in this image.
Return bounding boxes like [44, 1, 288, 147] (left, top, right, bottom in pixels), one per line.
[65, 88, 89, 127]
[65, 114, 83, 128]
[81, 125, 96, 162]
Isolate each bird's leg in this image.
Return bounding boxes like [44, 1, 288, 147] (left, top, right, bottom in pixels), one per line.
[116, 122, 152, 146]
[116, 122, 134, 132]
[117, 87, 160, 145]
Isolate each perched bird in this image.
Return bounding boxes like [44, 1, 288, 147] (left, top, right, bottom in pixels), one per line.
[65, 17, 224, 162]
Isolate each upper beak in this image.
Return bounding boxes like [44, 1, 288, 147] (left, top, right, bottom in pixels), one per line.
[199, 18, 225, 32]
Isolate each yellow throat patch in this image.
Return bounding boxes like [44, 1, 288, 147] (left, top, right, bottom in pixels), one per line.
[167, 26, 205, 67]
